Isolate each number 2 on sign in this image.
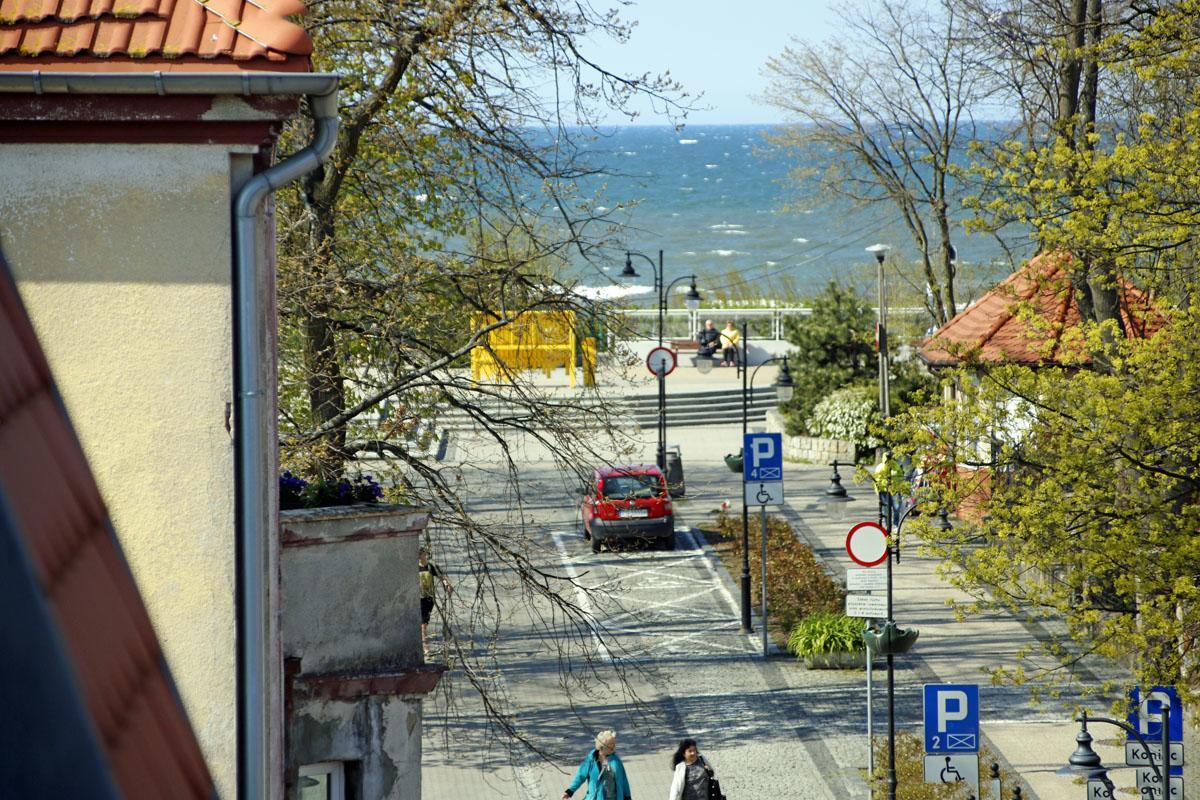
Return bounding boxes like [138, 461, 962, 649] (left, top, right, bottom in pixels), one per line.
[931, 736, 940, 749]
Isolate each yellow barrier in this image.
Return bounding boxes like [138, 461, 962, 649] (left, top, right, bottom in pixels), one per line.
[471, 311, 594, 387]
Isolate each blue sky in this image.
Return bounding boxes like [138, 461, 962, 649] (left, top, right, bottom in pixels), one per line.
[582, 1, 836, 126]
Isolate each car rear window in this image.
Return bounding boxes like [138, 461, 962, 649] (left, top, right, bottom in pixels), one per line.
[601, 474, 663, 499]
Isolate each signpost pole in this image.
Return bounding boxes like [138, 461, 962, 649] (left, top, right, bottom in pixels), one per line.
[740, 324, 751, 633]
[760, 504, 768, 657]
[867, 652, 875, 781]
[657, 360, 666, 472]
[885, 489, 897, 800]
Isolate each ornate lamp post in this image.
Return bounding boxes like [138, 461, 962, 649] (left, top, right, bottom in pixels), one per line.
[623, 250, 701, 472]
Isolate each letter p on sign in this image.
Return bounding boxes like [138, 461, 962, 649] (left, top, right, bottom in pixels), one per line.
[938, 690, 969, 732]
[750, 437, 775, 466]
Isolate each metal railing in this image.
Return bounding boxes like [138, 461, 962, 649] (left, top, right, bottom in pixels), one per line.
[620, 306, 933, 342]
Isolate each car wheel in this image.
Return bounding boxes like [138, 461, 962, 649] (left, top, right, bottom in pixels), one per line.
[659, 533, 675, 551]
[591, 535, 601, 554]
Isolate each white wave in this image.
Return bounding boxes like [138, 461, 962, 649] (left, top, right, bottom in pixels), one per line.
[705, 163, 719, 169]
[680, 187, 694, 192]
[722, 229, 747, 235]
[793, 237, 809, 243]
[765, 261, 779, 266]
[679, 139, 699, 144]
[682, 251, 697, 256]
[622, 151, 638, 156]
[710, 249, 748, 257]
[710, 223, 744, 230]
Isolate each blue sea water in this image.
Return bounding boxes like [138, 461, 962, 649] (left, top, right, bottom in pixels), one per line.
[570, 124, 1015, 300]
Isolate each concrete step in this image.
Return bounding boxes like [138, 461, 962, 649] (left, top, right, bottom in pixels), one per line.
[434, 386, 780, 432]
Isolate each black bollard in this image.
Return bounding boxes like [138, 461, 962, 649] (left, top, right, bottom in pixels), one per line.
[1012, 787, 1022, 799]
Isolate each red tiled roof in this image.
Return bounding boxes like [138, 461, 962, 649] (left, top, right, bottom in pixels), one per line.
[919, 252, 1165, 368]
[0, 255, 213, 797]
[0, 0, 311, 69]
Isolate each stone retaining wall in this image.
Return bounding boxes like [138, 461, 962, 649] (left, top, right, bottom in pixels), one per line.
[766, 409, 856, 463]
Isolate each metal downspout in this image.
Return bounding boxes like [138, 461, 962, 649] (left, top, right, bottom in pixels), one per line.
[232, 90, 339, 800]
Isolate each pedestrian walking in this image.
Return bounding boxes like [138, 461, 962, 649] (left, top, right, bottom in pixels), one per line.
[668, 738, 724, 800]
[562, 730, 632, 800]
[418, 547, 452, 657]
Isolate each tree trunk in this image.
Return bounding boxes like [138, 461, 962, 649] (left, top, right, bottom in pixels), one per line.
[302, 203, 347, 480]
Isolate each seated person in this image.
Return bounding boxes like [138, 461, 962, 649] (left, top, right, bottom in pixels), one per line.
[720, 320, 740, 366]
[696, 319, 720, 357]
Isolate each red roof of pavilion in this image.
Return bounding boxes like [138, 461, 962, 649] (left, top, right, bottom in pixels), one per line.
[919, 252, 1164, 368]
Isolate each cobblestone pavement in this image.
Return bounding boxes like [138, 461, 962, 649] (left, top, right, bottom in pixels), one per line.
[421, 421, 1143, 800]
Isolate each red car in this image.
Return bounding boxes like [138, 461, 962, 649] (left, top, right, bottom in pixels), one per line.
[581, 465, 675, 553]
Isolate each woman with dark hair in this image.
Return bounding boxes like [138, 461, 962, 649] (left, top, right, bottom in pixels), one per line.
[668, 738, 719, 800]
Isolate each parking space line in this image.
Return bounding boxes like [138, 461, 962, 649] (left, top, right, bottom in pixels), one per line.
[549, 531, 613, 663]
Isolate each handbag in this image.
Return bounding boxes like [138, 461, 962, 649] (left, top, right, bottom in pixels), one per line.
[707, 775, 727, 800]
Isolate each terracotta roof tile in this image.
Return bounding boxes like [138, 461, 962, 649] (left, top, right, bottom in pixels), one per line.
[0, 0, 310, 67]
[0, 257, 214, 797]
[919, 252, 1165, 367]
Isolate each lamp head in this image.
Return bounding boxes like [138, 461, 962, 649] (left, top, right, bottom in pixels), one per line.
[693, 355, 715, 374]
[933, 508, 953, 531]
[620, 252, 639, 279]
[866, 243, 891, 265]
[685, 279, 701, 311]
[1061, 714, 1109, 782]
[774, 356, 795, 402]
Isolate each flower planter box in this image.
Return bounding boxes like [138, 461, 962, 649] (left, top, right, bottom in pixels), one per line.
[804, 650, 867, 670]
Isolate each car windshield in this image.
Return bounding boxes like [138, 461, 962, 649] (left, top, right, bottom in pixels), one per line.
[601, 474, 663, 499]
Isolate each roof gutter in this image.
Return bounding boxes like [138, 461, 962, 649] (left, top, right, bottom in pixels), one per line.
[0, 70, 339, 800]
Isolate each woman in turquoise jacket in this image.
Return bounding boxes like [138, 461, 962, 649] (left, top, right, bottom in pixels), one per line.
[561, 730, 632, 800]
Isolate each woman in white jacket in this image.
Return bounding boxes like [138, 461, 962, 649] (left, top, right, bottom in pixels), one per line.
[667, 738, 717, 800]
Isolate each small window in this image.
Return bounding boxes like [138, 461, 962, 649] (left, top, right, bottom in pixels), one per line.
[299, 762, 346, 800]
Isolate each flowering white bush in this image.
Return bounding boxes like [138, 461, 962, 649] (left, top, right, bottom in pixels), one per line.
[806, 385, 881, 448]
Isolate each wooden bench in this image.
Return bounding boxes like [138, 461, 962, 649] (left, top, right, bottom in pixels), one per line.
[669, 339, 699, 354]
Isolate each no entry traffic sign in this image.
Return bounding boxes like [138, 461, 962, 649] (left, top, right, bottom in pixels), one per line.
[845, 521, 888, 567]
[646, 346, 677, 376]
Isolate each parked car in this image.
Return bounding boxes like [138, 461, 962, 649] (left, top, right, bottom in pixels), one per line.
[581, 464, 675, 553]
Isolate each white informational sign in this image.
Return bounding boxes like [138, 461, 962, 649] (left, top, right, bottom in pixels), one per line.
[744, 481, 784, 506]
[1126, 741, 1185, 767]
[1135, 769, 1183, 799]
[645, 346, 677, 377]
[923, 754, 979, 798]
[1087, 780, 1114, 799]
[847, 568, 887, 592]
[845, 594, 888, 618]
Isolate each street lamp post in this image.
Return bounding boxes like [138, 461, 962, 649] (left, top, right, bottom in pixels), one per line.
[623, 250, 701, 472]
[867, 244, 892, 420]
[737, 326, 794, 635]
[1062, 707, 1172, 796]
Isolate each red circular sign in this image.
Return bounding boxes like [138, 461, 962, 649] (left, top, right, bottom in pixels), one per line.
[646, 346, 677, 376]
[845, 521, 889, 567]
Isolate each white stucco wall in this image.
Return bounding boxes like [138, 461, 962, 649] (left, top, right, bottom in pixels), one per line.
[0, 143, 249, 798]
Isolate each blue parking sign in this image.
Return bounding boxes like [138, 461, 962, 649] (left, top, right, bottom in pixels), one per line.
[1128, 686, 1184, 744]
[743, 433, 783, 482]
[924, 684, 979, 753]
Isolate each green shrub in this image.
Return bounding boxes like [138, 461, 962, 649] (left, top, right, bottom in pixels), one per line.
[807, 383, 882, 450]
[714, 512, 844, 632]
[787, 612, 865, 657]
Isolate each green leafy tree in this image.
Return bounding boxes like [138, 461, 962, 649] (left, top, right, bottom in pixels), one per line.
[780, 281, 878, 432]
[890, 304, 1200, 704]
[272, 0, 688, 749]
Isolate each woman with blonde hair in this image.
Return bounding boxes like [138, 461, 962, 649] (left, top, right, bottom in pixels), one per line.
[562, 730, 632, 800]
